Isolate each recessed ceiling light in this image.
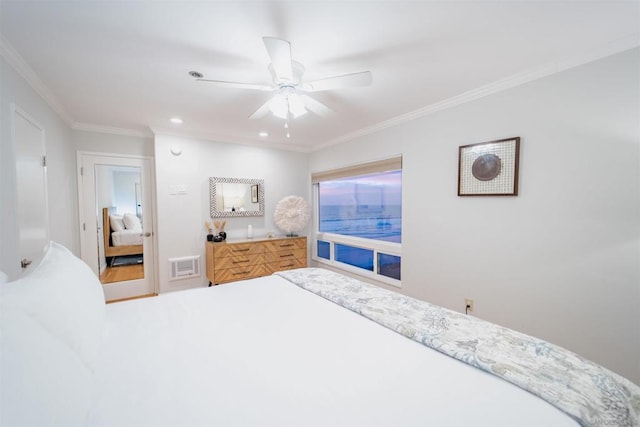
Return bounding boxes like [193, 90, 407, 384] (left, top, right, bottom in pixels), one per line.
[259, 132, 269, 137]
[170, 117, 183, 124]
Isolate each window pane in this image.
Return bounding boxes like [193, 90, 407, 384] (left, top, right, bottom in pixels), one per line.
[378, 253, 401, 280]
[318, 170, 401, 243]
[335, 244, 373, 271]
[317, 240, 330, 260]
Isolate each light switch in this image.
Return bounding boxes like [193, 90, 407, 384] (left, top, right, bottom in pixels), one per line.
[169, 184, 188, 195]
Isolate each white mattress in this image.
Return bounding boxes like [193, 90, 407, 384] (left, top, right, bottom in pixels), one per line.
[88, 274, 578, 427]
[111, 229, 142, 246]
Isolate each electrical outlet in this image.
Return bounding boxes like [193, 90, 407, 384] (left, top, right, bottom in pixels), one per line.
[465, 298, 474, 313]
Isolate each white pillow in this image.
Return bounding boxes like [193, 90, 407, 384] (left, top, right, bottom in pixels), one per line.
[109, 214, 125, 232]
[0, 271, 8, 284]
[123, 212, 142, 231]
[0, 307, 93, 426]
[0, 241, 106, 368]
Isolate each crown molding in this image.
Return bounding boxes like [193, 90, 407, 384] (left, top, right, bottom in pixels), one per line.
[149, 127, 313, 153]
[1, 32, 153, 139]
[0, 33, 74, 126]
[312, 33, 640, 152]
[71, 122, 154, 139]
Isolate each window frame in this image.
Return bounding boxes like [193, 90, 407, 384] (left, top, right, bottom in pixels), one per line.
[311, 158, 402, 288]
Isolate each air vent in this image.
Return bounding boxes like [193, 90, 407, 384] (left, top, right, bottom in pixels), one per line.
[169, 256, 200, 281]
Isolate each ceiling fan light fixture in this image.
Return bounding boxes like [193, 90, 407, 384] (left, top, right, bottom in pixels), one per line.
[267, 92, 307, 119]
[288, 94, 307, 118]
[268, 96, 289, 119]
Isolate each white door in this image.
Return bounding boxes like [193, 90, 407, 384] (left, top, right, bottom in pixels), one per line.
[78, 153, 155, 301]
[13, 106, 48, 272]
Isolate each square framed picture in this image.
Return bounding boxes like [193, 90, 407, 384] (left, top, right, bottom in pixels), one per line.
[458, 137, 520, 196]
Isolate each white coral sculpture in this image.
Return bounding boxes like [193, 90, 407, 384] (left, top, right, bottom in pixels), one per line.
[274, 195, 311, 236]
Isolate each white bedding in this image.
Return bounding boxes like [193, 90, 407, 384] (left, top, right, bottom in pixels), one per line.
[111, 229, 143, 246]
[5, 243, 632, 427]
[88, 274, 578, 427]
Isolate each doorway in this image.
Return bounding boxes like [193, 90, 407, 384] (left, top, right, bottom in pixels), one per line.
[78, 153, 156, 302]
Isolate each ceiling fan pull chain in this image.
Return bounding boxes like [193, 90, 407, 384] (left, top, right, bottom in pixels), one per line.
[285, 115, 291, 138]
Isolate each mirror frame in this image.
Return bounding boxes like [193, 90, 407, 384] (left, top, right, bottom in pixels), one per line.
[209, 177, 265, 218]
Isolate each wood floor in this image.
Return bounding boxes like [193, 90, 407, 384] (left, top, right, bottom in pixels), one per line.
[106, 293, 157, 304]
[100, 264, 144, 284]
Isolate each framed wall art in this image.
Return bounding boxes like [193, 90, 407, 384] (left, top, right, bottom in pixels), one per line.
[458, 137, 520, 196]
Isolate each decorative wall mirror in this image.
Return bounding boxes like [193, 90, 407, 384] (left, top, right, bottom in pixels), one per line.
[209, 177, 265, 218]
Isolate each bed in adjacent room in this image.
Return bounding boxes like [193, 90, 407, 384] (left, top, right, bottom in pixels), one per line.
[1, 242, 638, 427]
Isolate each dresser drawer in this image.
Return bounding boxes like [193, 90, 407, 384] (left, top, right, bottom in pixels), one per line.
[214, 242, 265, 259]
[265, 249, 306, 264]
[214, 254, 265, 270]
[214, 264, 268, 284]
[263, 238, 306, 252]
[265, 258, 305, 274]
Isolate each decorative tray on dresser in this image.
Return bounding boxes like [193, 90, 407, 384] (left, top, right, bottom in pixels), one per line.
[205, 236, 307, 285]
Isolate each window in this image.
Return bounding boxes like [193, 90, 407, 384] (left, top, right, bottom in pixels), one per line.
[312, 157, 402, 286]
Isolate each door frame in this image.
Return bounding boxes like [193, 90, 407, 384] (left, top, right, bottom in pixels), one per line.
[77, 151, 158, 300]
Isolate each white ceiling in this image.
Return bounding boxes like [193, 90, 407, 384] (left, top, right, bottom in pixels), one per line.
[1, 1, 638, 151]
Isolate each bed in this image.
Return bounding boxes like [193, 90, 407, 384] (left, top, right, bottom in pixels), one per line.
[1, 242, 638, 427]
[102, 207, 143, 259]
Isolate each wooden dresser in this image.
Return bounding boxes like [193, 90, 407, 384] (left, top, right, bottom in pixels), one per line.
[206, 236, 307, 285]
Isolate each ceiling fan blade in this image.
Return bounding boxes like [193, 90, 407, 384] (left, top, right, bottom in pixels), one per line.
[197, 79, 273, 92]
[263, 37, 293, 82]
[303, 71, 372, 92]
[300, 95, 334, 117]
[248, 99, 273, 119]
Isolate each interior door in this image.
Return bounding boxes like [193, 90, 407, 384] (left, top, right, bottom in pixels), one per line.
[78, 153, 155, 301]
[12, 105, 48, 272]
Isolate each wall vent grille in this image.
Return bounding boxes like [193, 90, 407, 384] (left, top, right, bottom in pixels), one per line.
[169, 256, 200, 281]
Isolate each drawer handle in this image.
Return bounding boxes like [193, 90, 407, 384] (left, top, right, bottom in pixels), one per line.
[233, 248, 250, 252]
[279, 254, 294, 258]
[279, 243, 294, 247]
[233, 271, 250, 275]
[281, 263, 295, 268]
[233, 259, 250, 264]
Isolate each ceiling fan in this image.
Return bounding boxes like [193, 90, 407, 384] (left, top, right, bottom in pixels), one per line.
[196, 37, 372, 121]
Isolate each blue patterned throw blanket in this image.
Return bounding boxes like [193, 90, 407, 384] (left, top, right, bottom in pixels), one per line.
[276, 268, 640, 427]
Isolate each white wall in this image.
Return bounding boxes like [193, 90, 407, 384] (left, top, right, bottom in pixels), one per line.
[310, 48, 640, 383]
[73, 129, 153, 157]
[154, 134, 309, 292]
[0, 56, 77, 279]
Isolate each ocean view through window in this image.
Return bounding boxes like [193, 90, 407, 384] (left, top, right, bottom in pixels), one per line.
[313, 161, 402, 285]
[318, 170, 402, 243]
